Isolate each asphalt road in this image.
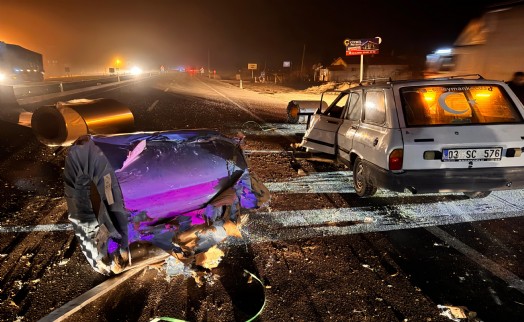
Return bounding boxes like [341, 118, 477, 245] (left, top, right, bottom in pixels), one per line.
[0, 73, 523, 321]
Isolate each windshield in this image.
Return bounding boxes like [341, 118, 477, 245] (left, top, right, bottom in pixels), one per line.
[400, 85, 523, 126]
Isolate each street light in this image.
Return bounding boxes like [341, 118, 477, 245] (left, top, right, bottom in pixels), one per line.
[116, 59, 121, 75]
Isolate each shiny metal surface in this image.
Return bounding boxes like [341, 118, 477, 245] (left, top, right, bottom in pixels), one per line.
[31, 98, 134, 146]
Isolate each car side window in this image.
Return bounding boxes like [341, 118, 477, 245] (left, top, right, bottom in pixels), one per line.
[363, 91, 386, 124]
[324, 93, 349, 118]
[346, 91, 362, 121]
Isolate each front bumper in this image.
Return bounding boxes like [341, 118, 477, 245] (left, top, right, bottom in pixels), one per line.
[365, 161, 524, 194]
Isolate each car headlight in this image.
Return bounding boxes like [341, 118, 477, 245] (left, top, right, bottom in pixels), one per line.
[0, 72, 5, 82]
[130, 66, 142, 75]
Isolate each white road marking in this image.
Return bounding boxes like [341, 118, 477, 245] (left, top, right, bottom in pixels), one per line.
[264, 171, 353, 193]
[244, 150, 291, 155]
[196, 79, 306, 140]
[0, 223, 72, 233]
[196, 78, 264, 122]
[237, 194, 524, 243]
[2, 173, 524, 235]
[2, 162, 523, 294]
[426, 226, 524, 294]
[40, 254, 169, 322]
[240, 123, 306, 136]
[147, 99, 159, 112]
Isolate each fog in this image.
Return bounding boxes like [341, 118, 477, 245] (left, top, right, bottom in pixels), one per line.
[0, 0, 506, 76]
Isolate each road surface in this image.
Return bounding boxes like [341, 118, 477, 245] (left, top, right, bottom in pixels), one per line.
[0, 73, 523, 321]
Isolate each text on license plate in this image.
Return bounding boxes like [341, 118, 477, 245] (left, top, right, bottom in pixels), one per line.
[442, 148, 502, 161]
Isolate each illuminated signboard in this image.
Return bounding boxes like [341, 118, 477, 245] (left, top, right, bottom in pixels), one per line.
[345, 37, 381, 56]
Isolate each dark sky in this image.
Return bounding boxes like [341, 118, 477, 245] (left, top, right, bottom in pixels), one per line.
[0, 0, 513, 74]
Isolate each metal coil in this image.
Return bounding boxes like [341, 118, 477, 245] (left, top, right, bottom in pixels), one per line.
[31, 98, 135, 146]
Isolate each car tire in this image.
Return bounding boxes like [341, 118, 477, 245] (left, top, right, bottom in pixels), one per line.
[353, 157, 377, 197]
[464, 191, 492, 199]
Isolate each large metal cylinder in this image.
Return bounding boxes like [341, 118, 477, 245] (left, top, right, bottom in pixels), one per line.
[286, 100, 326, 124]
[31, 98, 135, 146]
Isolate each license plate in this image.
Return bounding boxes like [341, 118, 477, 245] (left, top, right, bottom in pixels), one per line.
[442, 147, 502, 161]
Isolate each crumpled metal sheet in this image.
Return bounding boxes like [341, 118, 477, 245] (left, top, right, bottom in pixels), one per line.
[64, 130, 269, 275]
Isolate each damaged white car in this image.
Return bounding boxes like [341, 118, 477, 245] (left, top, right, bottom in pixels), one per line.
[300, 76, 524, 198]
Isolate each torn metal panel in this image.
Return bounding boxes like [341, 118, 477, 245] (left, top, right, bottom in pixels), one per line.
[31, 98, 135, 146]
[286, 100, 325, 124]
[64, 130, 269, 275]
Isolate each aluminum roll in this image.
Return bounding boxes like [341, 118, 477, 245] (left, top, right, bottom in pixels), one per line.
[31, 98, 135, 146]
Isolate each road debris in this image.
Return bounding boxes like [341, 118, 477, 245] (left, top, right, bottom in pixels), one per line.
[438, 304, 479, 321]
[63, 130, 269, 277]
[31, 98, 135, 146]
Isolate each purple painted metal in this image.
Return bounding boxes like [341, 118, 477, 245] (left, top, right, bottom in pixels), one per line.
[64, 130, 269, 274]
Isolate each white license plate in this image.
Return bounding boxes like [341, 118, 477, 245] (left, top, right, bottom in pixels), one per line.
[442, 147, 502, 161]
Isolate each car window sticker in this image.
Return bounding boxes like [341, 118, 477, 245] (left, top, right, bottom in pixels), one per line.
[438, 91, 471, 114]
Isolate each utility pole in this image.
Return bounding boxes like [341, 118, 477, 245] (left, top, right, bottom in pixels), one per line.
[300, 44, 306, 80]
[207, 49, 211, 78]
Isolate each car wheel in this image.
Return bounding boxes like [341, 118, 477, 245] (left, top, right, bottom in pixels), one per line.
[353, 157, 377, 197]
[463, 191, 491, 199]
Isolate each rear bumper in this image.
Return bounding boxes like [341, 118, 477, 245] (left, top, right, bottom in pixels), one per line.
[365, 161, 524, 193]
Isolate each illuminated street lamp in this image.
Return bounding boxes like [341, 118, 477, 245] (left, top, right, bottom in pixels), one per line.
[115, 58, 121, 74]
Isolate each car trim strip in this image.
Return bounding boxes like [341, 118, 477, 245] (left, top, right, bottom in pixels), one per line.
[304, 138, 335, 148]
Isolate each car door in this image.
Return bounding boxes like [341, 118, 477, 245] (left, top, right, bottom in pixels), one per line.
[352, 89, 391, 169]
[301, 92, 349, 155]
[337, 90, 362, 162]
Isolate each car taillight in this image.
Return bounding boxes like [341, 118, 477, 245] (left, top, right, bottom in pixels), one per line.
[389, 149, 403, 170]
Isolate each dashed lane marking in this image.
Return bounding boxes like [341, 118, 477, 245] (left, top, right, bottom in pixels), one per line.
[147, 99, 159, 112]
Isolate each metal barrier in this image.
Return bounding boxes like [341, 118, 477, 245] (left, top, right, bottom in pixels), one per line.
[12, 73, 157, 98]
[31, 98, 135, 146]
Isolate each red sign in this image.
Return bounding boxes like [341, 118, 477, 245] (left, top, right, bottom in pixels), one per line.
[346, 49, 379, 56]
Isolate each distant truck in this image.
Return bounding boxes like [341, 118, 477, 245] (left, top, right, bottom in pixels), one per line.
[0, 41, 44, 83]
[425, 2, 524, 81]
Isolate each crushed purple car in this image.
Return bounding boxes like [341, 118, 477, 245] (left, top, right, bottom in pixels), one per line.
[63, 130, 269, 275]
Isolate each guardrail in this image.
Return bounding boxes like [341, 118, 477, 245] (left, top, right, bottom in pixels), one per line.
[11, 73, 157, 98]
[1, 72, 159, 125]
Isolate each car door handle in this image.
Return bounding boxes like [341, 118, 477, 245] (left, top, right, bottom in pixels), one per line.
[327, 120, 339, 124]
[373, 138, 379, 146]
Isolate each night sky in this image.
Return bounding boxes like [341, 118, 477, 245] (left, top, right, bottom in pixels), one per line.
[0, 0, 512, 75]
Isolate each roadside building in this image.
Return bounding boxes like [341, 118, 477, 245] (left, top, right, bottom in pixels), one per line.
[326, 56, 413, 82]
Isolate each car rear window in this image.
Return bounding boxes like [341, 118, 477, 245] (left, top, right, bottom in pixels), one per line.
[400, 85, 523, 126]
